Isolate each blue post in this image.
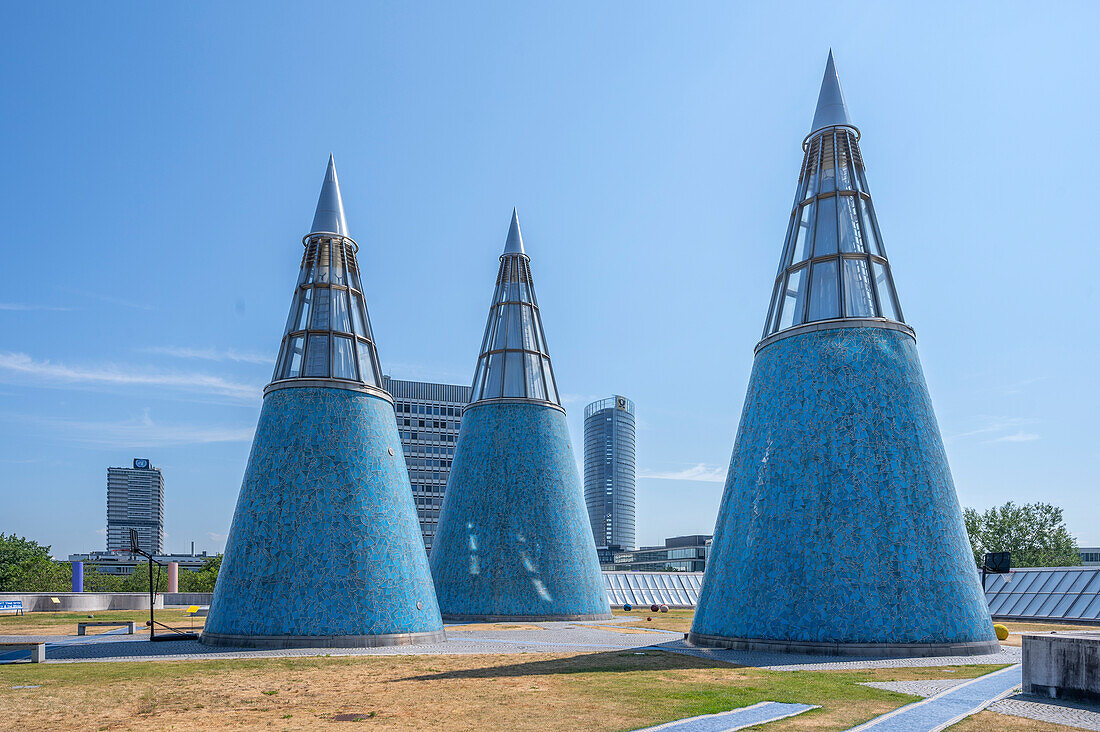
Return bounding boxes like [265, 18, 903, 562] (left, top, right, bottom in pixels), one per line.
[71, 561, 83, 593]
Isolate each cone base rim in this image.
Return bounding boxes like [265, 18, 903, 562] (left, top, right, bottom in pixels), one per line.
[685, 632, 1001, 658]
[199, 629, 446, 649]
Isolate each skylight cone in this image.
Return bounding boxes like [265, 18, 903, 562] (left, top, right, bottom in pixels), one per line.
[762, 53, 904, 342]
[468, 209, 559, 405]
[270, 156, 383, 390]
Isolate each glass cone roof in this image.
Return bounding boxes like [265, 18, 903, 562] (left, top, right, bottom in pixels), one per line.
[270, 157, 385, 392]
[762, 54, 906, 341]
[468, 209, 560, 407]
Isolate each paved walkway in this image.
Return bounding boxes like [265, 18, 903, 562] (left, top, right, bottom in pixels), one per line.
[844, 664, 1021, 731]
[990, 694, 1100, 731]
[631, 702, 819, 731]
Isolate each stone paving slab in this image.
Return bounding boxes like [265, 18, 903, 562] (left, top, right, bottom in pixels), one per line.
[860, 679, 969, 698]
[844, 664, 1021, 731]
[990, 694, 1100, 731]
[631, 701, 819, 731]
[657, 639, 1020, 671]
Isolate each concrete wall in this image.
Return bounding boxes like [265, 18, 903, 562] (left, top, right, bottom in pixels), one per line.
[1023, 632, 1100, 702]
[162, 592, 213, 606]
[0, 592, 163, 612]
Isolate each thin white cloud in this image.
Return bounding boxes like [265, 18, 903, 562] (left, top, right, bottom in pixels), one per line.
[639, 463, 727, 483]
[986, 431, 1040, 444]
[0, 351, 260, 402]
[950, 417, 1035, 441]
[0, 302, 74, 312]
[14, 411, 255, 447]
[141, 346, 272, 365]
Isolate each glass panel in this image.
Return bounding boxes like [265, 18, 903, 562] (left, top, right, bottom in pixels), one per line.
[364, 303, 378, 342]
[506, 304, 521, 350]
[331, 242, 346, 286]
[1053, 593, 1078, 617]
[819, 133, 836, 193]
[332, 336, 356, 380]
[350, 293, 365, 336]
[838, 195, 864, 253]
[503, 352, 524, 397]
[793, 202, 815, 263]
[843, 258, 875, 317]
[807, 260, 839, 322]
[357, 341, 377, 386]
[315, 240, 331, 283]
[872, 262, 899, 321]
[520, 305, 540, 352]
[859, 198, 881, 256]
[484, 353, 503, 398]
[777, 266, 806, 330]
[803, 137, 820, 199]
[763, 279, 782, 337]
[332, 288, 351, 333]
[490, 305, 507, 351]
[836, 135, 853, 191]
[524, 353, 546, 400]
[311, 287, 331, 330]
[813, 196, 838, 256]
[304, 334, 329, 377]
[283, 336, 305, 378]
[293, 288, 312, 331]
[542, 357, 558, 404]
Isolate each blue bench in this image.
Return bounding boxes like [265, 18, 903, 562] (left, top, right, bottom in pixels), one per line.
[0, 600, 24, 616]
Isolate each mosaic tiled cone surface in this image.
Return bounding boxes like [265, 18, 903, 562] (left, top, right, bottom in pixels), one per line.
[429, 401, 611, 620]
[691, 327, 997, 646]
[203, 387, 444, 644]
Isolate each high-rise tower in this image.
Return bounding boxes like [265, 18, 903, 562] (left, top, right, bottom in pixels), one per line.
[584, 396, 637, 551]
[106, 458, 164, 555]
[429, 210, 611, 621]
[202, 157, 445, 648]
[689, 54, 998, 656]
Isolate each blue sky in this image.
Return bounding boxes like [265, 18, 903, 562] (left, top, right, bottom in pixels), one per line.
[2, 2, 1097, 557]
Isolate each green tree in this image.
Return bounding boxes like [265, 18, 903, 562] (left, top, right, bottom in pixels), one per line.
[0, 534, 71, 592]
[964, 501, 1079, 568]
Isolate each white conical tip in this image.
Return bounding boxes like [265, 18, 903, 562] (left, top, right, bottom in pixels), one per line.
[503, 207, 525, 255]
[309, 154, 349, 237]
[809, 50, 853, 134]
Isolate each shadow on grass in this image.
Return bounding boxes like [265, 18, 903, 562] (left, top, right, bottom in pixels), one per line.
[394, 649, 743, 681]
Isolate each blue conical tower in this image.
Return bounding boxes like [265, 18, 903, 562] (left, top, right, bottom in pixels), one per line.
[689, 54, 998, 656]
[202, 157, 445, 648]
[429, 210, 611, 621]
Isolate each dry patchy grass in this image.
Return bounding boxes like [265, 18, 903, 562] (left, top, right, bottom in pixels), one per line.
[0, 651, 1016, 732]
[611, 607, 694, 633]
[948, 709, 1072, 731]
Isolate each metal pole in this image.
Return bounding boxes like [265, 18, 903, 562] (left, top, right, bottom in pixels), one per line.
[148, 554, 155, 640]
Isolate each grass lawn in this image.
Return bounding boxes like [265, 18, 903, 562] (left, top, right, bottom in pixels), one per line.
[0, 609, 204, 636]
[0, 650, 1013, 731]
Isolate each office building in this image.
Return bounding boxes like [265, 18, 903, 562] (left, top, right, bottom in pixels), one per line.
[203, 156, 444, 648]
[429, 209, 610, 621]
[382, 375, 471, 552]
[608, 535, 710, 572]
[107, 458, 164, 555]
[1080, 548, 1100, 566]
[584, 395, 637, 551]
[690, 53, 998, 656]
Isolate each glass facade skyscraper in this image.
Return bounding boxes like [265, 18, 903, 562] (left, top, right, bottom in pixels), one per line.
[382, 375, 470, 552]
[584, 395, 636, 551]
[106, 458, 164, 555]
